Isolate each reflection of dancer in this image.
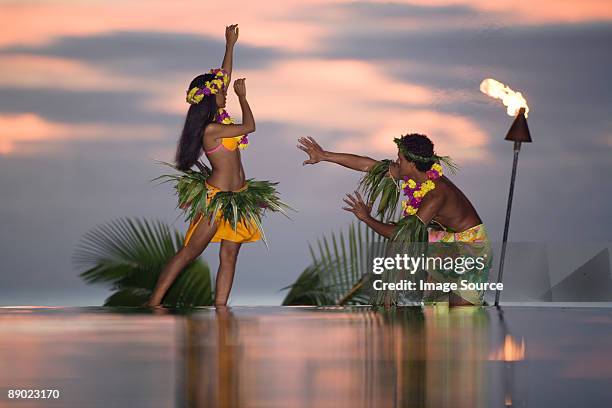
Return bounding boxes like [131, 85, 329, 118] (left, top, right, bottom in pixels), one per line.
[183, 308, 241, 407]
[298, 134, 491, 306]
[145, 25, 288, 307]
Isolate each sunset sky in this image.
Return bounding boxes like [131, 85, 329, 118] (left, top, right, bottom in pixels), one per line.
[1, 0, 611, 305]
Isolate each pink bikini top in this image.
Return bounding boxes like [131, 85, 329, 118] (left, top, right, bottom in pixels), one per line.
[205, 144, 228, 154]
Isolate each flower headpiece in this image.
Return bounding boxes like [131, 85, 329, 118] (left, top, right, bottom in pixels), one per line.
[393, 136, 458, 174]
[186, 68, 229, 105]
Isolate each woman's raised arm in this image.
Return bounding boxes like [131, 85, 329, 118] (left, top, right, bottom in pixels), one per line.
[222, 24, 239, 83]
[205, 78, 255, 140]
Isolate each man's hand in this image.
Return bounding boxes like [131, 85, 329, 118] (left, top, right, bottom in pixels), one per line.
[297, 136, 325, 165]
[342, 191, 372, 222]
[233, 78, 246, 97]
[225, 24, 239, 47]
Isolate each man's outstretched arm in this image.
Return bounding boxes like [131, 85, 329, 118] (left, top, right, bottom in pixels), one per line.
[298, 136, 379, 172]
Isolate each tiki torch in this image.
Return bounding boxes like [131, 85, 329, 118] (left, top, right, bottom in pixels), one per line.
[480, 79, 532, 307]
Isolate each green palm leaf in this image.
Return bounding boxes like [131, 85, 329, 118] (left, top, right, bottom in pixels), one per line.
[283, 216, 436, 307]
[73, 217, 213, 307]
[358, 160, 400, 222]
[281, 222, 388, 306]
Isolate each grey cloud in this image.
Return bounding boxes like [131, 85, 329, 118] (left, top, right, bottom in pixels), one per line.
[321, 22, 612, 101]
[314, 21, 612, 164]
[0, 86, 180, 125]
[2, 31, 284, 76]
[0, 30, 284, 126]
[338, 1, 482, 19]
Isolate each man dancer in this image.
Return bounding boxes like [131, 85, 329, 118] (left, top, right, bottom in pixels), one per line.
[298, 134, 491, 306]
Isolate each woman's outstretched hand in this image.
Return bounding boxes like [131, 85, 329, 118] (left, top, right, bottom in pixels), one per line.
[233, 78, 246, 97]
[297, 136, 325, 165]
[342, 191, 372, 222]
[225, 24, 239, 46]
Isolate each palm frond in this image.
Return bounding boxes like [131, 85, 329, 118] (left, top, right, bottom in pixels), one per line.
[437, 155, 459, 175]
[358, 160, 401, 222]
[284, 215, 437, 307]
[73, 217, 213, 307]
[281, 222, 387, 306]
[280, 264, 338, 306]
[103, 287, 151, 307]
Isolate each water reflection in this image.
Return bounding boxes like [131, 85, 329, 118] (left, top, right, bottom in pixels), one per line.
[1, 306, 611, 407]
[181, 306, 492, 408]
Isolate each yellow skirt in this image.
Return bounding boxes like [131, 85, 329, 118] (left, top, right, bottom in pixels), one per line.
[183, 181, 262, 246]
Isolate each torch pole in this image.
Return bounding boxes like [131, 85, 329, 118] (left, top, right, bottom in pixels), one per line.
[495, 140, 521, 306]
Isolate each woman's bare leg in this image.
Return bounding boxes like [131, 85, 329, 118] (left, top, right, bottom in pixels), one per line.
[144, 216, 219, 307]
[214, 240, 242, 306]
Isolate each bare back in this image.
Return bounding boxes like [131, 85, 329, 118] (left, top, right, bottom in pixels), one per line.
[426, 176, 482, 232]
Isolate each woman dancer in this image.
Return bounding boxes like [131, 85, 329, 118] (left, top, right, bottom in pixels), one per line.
[144, 25, 288, 307]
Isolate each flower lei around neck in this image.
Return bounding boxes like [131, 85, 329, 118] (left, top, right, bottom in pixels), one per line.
[185, 68, 248, 149]
[400, 163, 443, 216]
[393, 136, 458, 217]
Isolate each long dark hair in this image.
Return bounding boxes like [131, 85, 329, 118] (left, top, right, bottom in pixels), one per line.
[175, 73, 218, 171]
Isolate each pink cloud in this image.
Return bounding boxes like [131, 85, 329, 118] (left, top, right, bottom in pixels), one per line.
[1, 0, 610, 55]
[148, 58, 489, 162]
[0, 113, 165, 156]
[151, 59, 436, 122]
[0, 0, 324, 51]
[335, 109, 490, 162]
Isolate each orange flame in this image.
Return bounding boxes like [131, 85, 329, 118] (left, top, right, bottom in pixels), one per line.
[489, 335, 525, 361]
[480, 78, 529, 117]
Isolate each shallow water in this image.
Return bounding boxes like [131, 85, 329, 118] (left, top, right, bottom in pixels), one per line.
[0, 305, 611, 407]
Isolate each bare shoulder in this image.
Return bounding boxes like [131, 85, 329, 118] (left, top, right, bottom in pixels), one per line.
[204, 122, 222, 135]
[427, 183, 447, 203]
[437, 176, 459, 196]
[201, 124, 220, 150]
[203, 122, 221, 140]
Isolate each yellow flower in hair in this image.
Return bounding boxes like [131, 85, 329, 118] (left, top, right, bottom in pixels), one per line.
[186, 87, 204, 104]
[432, 163, 443, 173]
